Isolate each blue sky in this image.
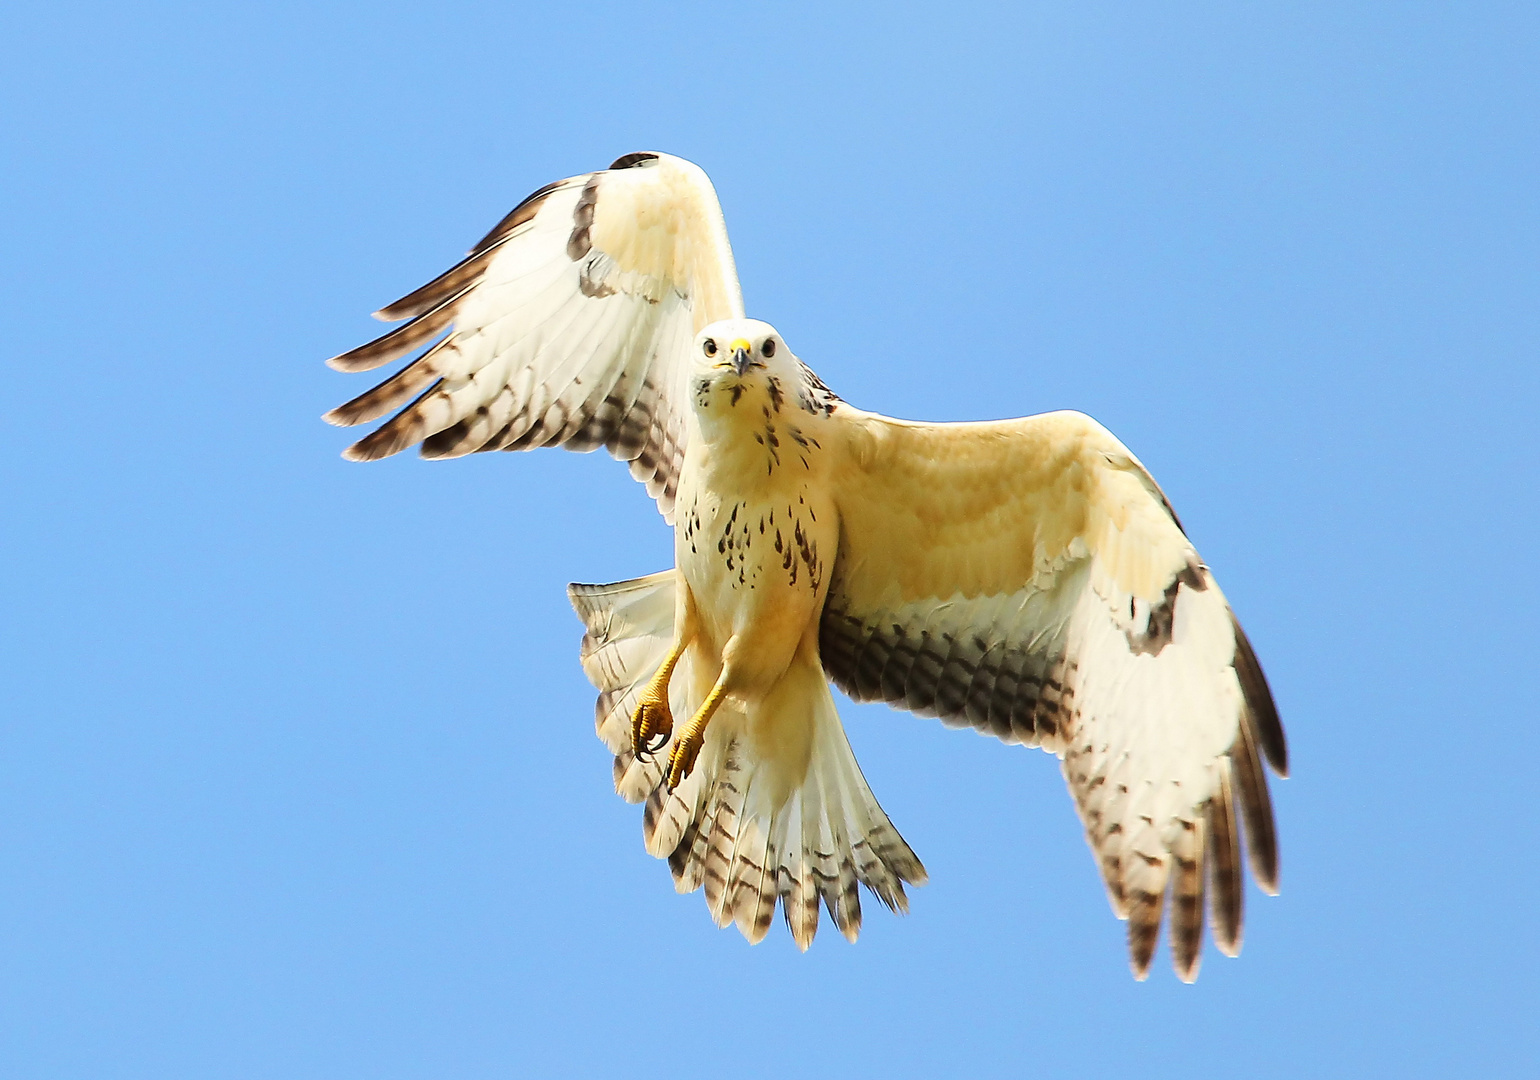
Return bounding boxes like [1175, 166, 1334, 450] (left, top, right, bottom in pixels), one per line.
[2, 2, 1537, 1077]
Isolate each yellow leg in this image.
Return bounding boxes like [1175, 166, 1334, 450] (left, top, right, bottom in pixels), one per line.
[632, 640, 687, 760]
[665, 682, 729, 790]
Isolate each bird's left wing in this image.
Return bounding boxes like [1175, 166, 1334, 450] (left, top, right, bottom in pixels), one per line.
[323, 152, 742, 520]
[819, 406, 1287, 980]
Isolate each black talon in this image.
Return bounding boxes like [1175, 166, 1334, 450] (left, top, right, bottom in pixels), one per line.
[632, 697, 674, 762]
[631, 709, 670, 762]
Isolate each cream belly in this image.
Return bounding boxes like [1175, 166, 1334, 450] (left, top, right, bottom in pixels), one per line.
[673, 476, 838, 701]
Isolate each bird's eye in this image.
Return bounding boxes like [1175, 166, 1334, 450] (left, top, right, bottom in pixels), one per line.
[703, 339, 717, 357]
[761, 338, 777, 358]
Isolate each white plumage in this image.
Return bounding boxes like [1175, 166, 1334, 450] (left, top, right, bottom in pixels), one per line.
[325, 152, 1287, 980]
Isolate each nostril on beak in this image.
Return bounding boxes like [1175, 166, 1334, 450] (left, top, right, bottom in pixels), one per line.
[731, 347, 751, 375]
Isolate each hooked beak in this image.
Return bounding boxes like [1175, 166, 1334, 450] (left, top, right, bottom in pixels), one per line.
[728, 338, 753, 376]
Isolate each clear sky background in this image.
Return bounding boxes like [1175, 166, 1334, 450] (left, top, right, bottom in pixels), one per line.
[3, 2, 1537, 1077]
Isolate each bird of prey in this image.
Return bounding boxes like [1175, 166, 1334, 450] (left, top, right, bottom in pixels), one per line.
[324, 151, 1287, 981]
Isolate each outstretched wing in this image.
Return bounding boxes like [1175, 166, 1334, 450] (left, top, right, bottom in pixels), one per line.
[819, 406, 1287, 981]
[323, 152, 743, 520]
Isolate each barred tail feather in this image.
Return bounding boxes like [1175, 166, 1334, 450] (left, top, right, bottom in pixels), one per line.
[657, 674, 925, 949]
[567, 574, 925, 948]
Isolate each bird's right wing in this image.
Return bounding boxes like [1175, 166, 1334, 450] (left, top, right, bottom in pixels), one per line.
[323, 152, 743, 521]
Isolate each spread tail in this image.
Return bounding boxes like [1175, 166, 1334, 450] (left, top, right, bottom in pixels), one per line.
[568, 571, 926, 948]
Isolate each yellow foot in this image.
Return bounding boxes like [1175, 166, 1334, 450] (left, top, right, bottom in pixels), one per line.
[631, 691, 673, 761]
[662, 681, 726, 790]
[664, 730, 705, 790]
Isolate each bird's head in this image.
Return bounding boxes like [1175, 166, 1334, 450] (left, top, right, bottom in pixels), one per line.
[694, 318, 794, 378]
[690, 318, 800, 414]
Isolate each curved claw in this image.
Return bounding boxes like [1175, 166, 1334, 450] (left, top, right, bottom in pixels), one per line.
[631, 698, 674, 761]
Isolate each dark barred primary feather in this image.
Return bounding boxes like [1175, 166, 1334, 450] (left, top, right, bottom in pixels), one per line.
[1167, 813, 1207, 981]
[1233, 614, 1288, 775]
[324, 183, 576, 378]
[339, 381, 446, 462]
[326, 289, 468, 374]
[372, 180, 569, 322]
[1125, 881, 1165, 979]
[1207, 758, 1244, 956]
[1233, 714, 1281, 893]
[324, 336, 454, 427]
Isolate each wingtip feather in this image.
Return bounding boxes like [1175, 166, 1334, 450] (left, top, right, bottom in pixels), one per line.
[1233, 722, 1281, 894]
[341, 434, 404, 462]
[1232, 614, 1288, 777]
[1207, 762, 1245, 958]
